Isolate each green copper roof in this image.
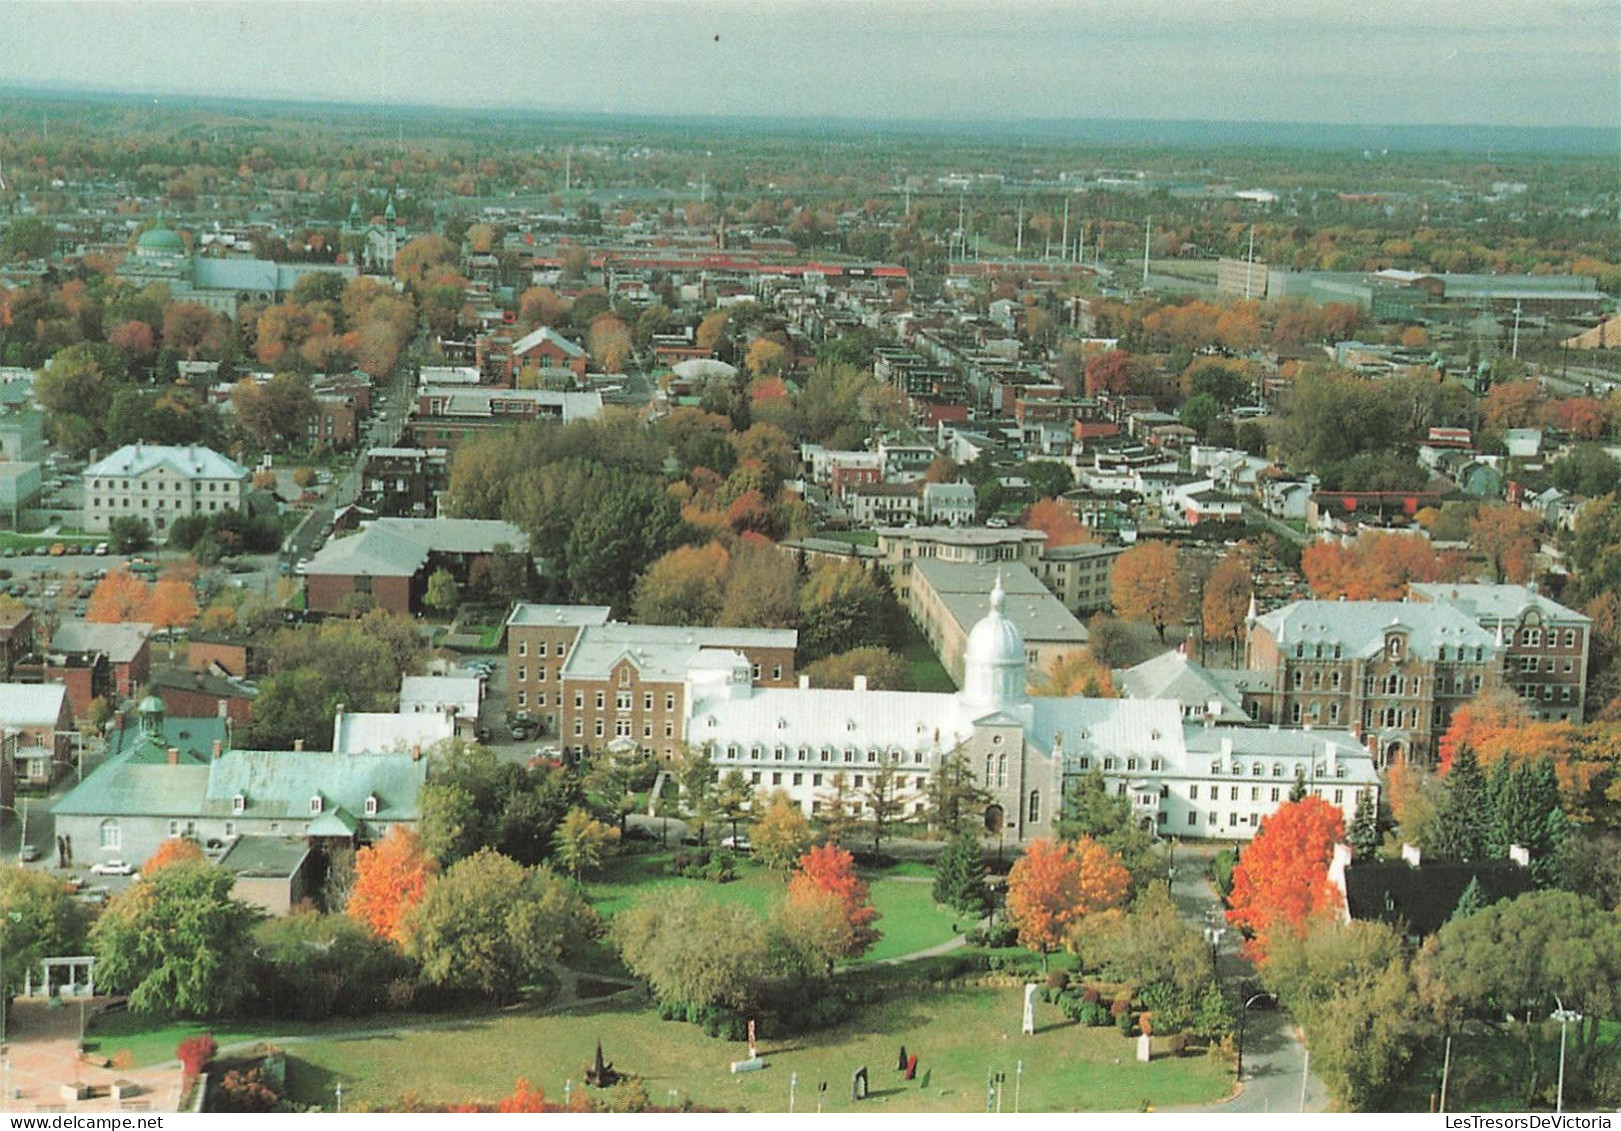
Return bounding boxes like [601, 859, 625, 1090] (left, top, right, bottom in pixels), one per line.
[137, 223, 185, 254]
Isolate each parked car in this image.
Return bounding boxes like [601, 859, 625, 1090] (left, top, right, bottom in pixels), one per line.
[94, 542, 109, 555]
[720, 834, 752, 853]
[89, 859, 135, 876]
[17, 843, 39, 863]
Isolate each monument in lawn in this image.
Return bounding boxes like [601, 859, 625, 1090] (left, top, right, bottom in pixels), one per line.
[1022, 982, 1037, 1035]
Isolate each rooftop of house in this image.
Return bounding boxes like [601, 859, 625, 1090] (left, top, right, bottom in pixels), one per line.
[0, 682, 67, 726]
[331, 708, 455, 755]
[913, 560, 1089, 646]
[563, 623, 799, 684]
[1253, 599, 1500, 661]
[1409, 583, 1590, 627]
[217, 836, 312, 879]
[1342, 857, 1534, 936]
[84, 443, 248, 482]
[506, 603, 615, 629]
[1115, 651, 1249, 720]
[51, 621, 154, 664]
[304, 518, 529, 578]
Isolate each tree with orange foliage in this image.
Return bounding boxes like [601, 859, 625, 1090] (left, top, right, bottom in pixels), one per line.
[142, 574, 199, 633]
[1481, 380, 1543, 432]
[495, 1080, 548, 1113]
[1006, 837, 1128, 970]
[785, 844, 880, 961]
[632, 541, 730, 627]
[587, 313, 632, 373]
[1111, 541, 1188, 642]
[1468, 504, 1541, 584]
[1302, 531, 1465, 600]
[1083, 349, 1133, 397]
[1202, 553, 1254, 662]
[1022, 497, 1094, 550]
[348, 826, 439, 947]
[87, 566, 152, 623]
[1225, 796, 1346, 967]
[144, 837, 205, 874]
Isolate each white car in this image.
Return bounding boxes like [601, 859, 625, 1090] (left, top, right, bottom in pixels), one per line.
[89, 860, 135, 876]
[720, 834, 752, 853]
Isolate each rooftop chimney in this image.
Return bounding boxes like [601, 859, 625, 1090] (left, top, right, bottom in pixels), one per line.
[854, 674, 868, 692]
[166, 746, 179, 766]
[411, 742, 422, 761]
[799, 674, 810, 690]
[1400, 843, 1422, 869]
[211, 739, 223, 760]
[293, 737, 304, 752]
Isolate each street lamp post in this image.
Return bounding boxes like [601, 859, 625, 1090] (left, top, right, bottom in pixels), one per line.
[1552, 995, 1583, 1114]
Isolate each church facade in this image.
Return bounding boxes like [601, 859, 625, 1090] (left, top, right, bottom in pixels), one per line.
[683, 577, 1378, 842]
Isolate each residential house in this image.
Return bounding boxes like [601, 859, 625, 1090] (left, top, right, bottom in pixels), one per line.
[48, 621, 154, 717]
[302, 518, 532, 616]
[0, 683, 74, 785]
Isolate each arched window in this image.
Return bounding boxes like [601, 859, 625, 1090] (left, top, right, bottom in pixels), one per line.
[1028, 790, 1041, 824]
[99, 819, 120, 850]
[996, 753, 1008, 788]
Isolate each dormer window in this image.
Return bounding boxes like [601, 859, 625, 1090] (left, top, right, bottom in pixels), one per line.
[364, 794, 379, 816]
[232, 792, 246, 814]
[310, 794, 323, 815]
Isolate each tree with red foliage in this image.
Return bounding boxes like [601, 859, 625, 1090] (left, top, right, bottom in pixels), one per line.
[786, 844, 880, 960]
[176, 1033, 217, 1079]
[348, 826, 438, 946]
[1225, 796, 1346, 967]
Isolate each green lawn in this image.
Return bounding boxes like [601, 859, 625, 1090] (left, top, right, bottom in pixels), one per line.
[278, 987, 1231, 1112]
[84, 1011, 398, 1070]
[896, 617, 956, 693]
[586, 854, 961, 962]
[815, 529, 879, 547]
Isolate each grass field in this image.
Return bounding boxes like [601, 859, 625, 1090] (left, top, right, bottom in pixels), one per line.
[278, 987, 1232, 1113]
[896, 617, 956, 693]
[586, 853, 963, 963]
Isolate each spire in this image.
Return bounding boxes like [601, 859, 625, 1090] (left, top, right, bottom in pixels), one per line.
[991, 568, 1005, 613]
[384, 193, 397, 223]
[1246, 593, 1259, 625]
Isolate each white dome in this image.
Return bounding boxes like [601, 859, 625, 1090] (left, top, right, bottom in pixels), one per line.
[964, 576, 1025, 669]
[960, 573, 1027, 711]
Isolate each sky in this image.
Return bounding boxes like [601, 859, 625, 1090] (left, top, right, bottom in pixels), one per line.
[2, 0, 1616, 128]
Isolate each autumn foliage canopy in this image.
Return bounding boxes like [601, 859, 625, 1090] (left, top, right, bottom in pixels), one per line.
[785, 843, 880, 959]
[143, 837, 205, 875]
[1005, 836, 1129, 958]
[1225, 796, 1346, 966]
[349, 826, 439, 946]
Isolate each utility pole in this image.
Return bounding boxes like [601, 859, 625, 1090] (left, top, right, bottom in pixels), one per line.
[1016, 200, 1024, 256]
[1246, 224, 1256, 300]
[1142, 216, 1152, 290]
[1060, 197, 1069, 263]
[1438, 1034, 1452, 1113]
[1511, 302, 1523, 359]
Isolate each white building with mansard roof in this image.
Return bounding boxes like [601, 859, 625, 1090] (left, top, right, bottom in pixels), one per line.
[682, 574, 1377, 842]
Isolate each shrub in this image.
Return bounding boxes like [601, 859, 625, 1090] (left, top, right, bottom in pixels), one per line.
[1115, 1009, 1135, 1036]
[1081, 984, 1101, 1004]
[1046, 969, 1070, 991]
[177, 1034, 218, 1078]
[1168, 1033, 1190, 1057]
[214, 1066, 278, 1113]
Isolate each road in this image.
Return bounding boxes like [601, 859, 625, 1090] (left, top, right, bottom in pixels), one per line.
[1166, 848, 1329, 1113]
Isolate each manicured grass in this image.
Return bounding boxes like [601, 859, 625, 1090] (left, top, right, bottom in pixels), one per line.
[896, 617, 956, 693]
[815, 529, 879, 547]
[84, 1011, 382, 1070]
[278, 987, 1231, 1112]
[586, 854, 960, 962]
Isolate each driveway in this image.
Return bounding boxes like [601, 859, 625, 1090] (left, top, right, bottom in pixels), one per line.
[1166, 848, 1329, 1113]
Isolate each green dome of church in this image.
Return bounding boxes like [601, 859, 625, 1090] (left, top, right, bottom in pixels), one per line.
[136, 223, 185, 255]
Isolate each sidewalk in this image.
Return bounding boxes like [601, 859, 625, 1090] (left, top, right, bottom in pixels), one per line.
[3, 998, 183, 1114]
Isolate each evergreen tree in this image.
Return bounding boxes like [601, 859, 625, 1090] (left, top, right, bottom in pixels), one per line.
[1289, 765, 1308, 803]
[1432, 745, 1488, 861]
[1348, 789, 1381, 860]
[932, 831, 989, 916]
[1056, 768, 1158, 883]
[1449, 875, 1488, 922]
[1484, 758, 1568, 888]
[925, 746, 991, 836]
